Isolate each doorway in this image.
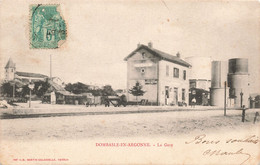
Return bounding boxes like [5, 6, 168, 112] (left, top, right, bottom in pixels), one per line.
[174, 87, 178, 105]
[165, 86, 169, 105]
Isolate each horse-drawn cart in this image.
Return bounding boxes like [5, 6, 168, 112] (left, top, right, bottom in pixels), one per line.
[105, 95, 127, 107]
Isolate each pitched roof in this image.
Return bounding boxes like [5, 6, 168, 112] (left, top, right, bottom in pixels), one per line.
[124, 44, 191, 68]
[56, 90, 74, 96]
[15, 71, 48, 78]
[250, 93, 260, 98]
[5, 58, 16, 68]
[45, 90, 74, 96]
[48, 80, 66, 91]
[8, 79, 25, 88]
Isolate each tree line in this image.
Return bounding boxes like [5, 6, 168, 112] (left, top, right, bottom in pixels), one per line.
[64, 82, 116, 96]
[0, 81, 50, 98]
[1, 80, 146, 104]
[0, 81, 117, 98]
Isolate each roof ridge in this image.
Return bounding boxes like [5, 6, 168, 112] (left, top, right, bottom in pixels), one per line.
[151, 47, 175, 57]
[16, 71, 48, 78]
[144, 45, 191, 67]
[124, 44, 191, 67]
[16, 71, 48, 75]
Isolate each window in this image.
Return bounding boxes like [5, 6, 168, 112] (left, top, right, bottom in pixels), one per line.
[142, 52, 146, 59]
[166, 65, 169, 76]
[190, 81, 196, 88]
[183, 70, 186, 80]
[182, 89, 185, 101]
[173, 68, 179, 78]
[141, 68, 145, 74]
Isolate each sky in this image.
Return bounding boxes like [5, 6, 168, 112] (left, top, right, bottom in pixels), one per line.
[0, 0, 259, 92]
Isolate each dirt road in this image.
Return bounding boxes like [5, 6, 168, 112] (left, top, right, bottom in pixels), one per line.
[1, 109, 259, 141]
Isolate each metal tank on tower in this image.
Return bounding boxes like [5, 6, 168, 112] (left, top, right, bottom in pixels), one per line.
[210, 61, 229, 107]
[227, 58, 249, 108]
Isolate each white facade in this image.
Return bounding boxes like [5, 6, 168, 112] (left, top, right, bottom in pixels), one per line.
[126, 50, 159, 103]
[158, 60, 189, 105]
[125, 44, 191, 106]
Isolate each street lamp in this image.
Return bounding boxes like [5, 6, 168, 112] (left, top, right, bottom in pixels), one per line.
[28, 81, 35, 108]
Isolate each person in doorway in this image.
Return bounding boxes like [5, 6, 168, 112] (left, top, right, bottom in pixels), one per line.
[191, 97, 196, 108]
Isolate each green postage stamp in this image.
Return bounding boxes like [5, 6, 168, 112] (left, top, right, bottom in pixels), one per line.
[30, 4, 66, 49]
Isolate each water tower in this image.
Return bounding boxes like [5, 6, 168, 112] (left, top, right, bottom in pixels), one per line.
[227, 58, 249, 108]
[210, 61, 228, 107]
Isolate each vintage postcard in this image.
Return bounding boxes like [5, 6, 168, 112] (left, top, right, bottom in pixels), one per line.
[0, 0, 260, 164]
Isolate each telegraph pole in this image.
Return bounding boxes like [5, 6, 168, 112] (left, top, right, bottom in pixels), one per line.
[50, 54, 55, 105]
[50, 54, 52, 79]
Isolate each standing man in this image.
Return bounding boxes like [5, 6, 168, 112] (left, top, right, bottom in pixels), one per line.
[51, 91, 56, 105]
[191, 97, 196, 108]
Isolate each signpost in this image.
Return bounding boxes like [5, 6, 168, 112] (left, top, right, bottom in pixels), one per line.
[242, 105, 246, 122]
[240, 91, 243, 108]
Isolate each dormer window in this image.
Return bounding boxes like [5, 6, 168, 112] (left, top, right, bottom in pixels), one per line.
[142, 52, 146, 59]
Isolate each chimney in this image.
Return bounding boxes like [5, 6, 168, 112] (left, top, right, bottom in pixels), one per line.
[176, 52, 180, 58]
[137, 43, 141, 47]
[148, 42, 153, 48]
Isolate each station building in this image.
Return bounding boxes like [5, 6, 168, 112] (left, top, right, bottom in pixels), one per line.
[124, 43, 191, 106]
